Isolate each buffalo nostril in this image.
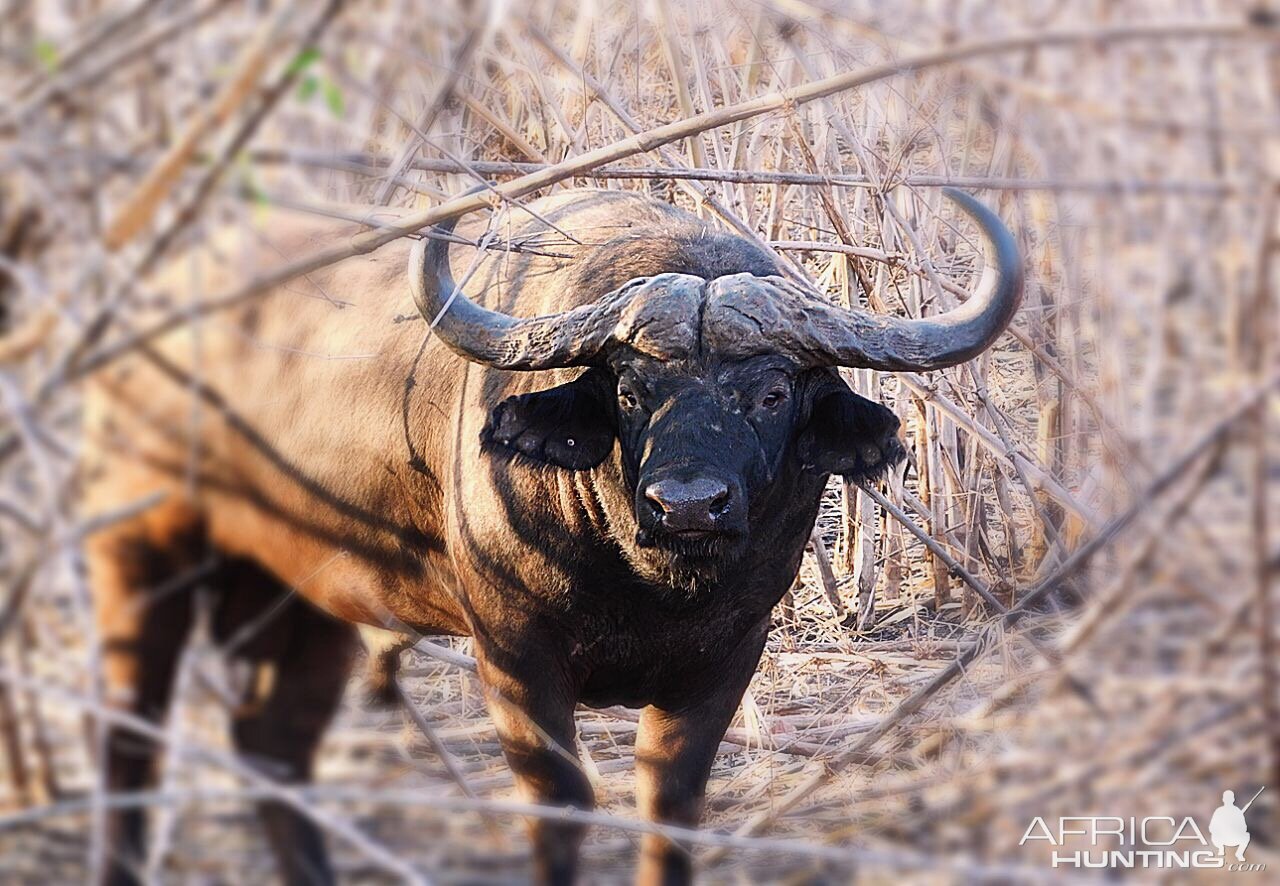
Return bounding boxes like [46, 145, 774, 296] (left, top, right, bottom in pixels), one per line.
[643, 477, 732, 532]
[644, 483, 671, 515]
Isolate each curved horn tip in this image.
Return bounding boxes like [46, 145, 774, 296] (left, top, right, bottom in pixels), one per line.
[941, 187, 1003, 239]
[941, 188, 1021, 270]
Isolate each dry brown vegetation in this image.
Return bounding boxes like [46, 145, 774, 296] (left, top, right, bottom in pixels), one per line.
[2, 0, 1280, 882]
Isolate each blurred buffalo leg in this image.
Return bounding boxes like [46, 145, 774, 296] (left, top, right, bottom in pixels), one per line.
[89, 502, 204, 886]
[213, 561, 357, 886]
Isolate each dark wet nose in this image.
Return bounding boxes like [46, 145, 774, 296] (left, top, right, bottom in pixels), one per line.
[644, 477, 732, 534]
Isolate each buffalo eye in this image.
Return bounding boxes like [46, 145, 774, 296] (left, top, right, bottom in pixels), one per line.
[618, 386, 640, 413]
[759, 388, 787, 410]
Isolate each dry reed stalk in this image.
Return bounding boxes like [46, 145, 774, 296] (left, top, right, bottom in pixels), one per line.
[231, 151, 1271, 194]
[807, 528, 846, 620]
[371, 13, 488, 204]
[101, 3, 297, 250]
[0, 310, 56, 365]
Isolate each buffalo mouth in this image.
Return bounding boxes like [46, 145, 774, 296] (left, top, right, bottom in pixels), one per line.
[669, 528, 714, 541]
[627, 522, 751, 603]
[637, 523, 744, 561]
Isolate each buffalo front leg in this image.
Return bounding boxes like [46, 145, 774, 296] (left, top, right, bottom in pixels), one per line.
[477, 650, 592, 885]
[633, 633, 765, 886]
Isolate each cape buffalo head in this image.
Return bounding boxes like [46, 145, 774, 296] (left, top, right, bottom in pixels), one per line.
[409, 189, 1020, 591]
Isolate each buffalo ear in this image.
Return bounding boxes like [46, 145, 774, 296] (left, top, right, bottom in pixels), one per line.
[797, 385, 906, 481]
[481, 369, 617, 470]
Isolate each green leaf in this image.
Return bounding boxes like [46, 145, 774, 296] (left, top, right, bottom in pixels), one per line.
[286, 46, 321, 76]
[33, 39, 58, 72]
[322, 79, 344, 117]
[242, 175, 268, 208]
[296, 74, 319, 102]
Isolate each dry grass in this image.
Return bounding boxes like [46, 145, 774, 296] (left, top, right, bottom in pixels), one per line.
[2, 0, 1279, 882]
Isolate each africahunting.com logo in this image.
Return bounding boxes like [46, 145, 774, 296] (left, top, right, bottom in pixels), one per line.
[1020, 788, 1267, 872]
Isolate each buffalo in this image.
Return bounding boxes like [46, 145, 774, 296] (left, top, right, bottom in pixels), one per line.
[83, 186, 1019, 884]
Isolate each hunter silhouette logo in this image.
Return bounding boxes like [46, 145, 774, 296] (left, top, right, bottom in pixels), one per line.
[1211, 788, 1264, 862]
[1020, 786, 1267, 872]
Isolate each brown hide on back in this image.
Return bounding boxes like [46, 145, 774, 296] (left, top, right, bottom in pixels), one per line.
[82, 189, 721, 633]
